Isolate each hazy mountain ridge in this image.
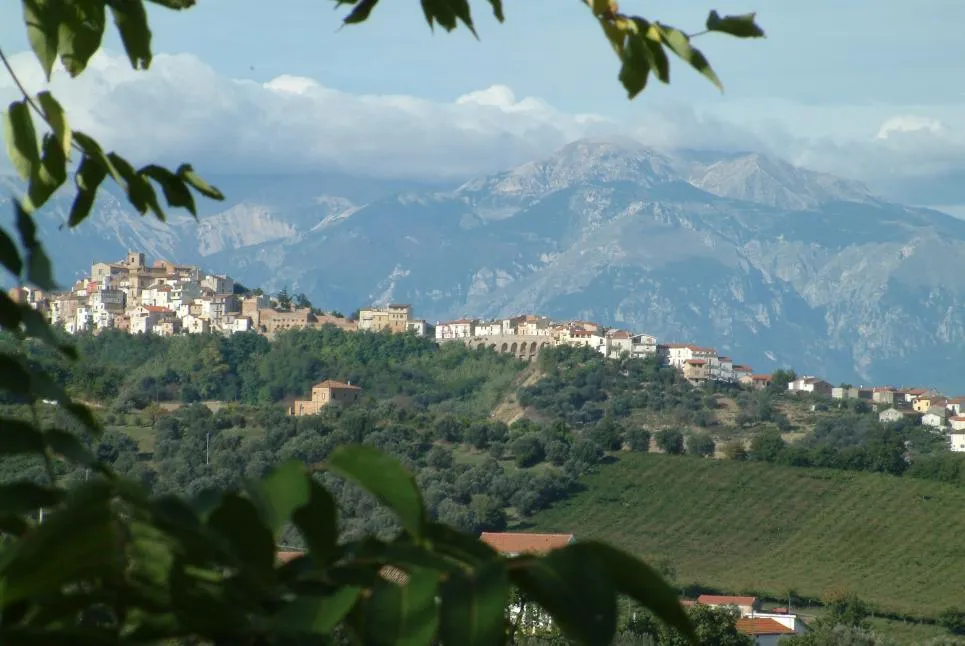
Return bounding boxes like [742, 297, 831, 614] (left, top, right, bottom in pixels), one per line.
[5, 140, 965, 389]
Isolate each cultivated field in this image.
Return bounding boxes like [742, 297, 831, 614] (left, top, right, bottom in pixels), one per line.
[528, 453, 965, 617]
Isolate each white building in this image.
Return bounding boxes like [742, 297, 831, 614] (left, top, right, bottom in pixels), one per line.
[201, 274, 234, 295]
[435, 319, 476, 340]
[787, 376, 832, 396]
[630, 333, 657, 358]
[950, 431, 965, 452]
[605, 330, 632, 358]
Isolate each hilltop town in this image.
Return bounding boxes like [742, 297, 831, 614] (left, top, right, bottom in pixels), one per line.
[9, 251, 965, 453]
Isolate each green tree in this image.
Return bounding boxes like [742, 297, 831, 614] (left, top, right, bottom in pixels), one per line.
[939, 607, 965, 636]
[0, 0, 764, 643]
[750, 429, 787, 462]
[294, 292, 312, 309]
[769, 369, 797, 393]
[276, 287, 292, 311]
[687, 432, 716, 458]
[656, 428, 685, 455]
[626, 427, 652, 452]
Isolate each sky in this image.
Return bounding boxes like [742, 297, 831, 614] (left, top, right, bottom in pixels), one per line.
[1, 0, 964, 209]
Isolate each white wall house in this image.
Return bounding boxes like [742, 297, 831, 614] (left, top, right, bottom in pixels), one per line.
[950, 432, 965, 452]
[435, 319, 476, 340]
[630, 333, 657, 358]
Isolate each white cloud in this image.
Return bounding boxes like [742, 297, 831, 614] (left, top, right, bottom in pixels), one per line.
[2, 48, 965, 206]
[0, 50, 614, 179]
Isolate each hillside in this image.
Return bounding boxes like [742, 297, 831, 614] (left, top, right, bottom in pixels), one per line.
[12, 139, 965, 389]
[527, 453, 964, 616]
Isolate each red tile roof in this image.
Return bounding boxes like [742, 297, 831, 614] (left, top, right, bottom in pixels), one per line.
[685, 359, 707, 365]
[277, 550, 303, 564]
[480, 532, 574, 554]
[697, 595, 758, 607]
[736, 617, 795, 636]
[314, 380, 362, 390]
[749, 374, 772, 381]
[143, 305, 172, 313]
[949, 416, 965, 422]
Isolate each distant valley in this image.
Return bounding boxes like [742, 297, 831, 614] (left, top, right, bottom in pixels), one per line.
[5, 139, 965, 391]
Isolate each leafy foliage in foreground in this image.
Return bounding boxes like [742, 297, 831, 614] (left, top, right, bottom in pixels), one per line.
[0, 0, 763, 642]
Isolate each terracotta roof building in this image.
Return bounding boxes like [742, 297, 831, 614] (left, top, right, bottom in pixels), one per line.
[480, 532, 575, 556]
[736, 617, 795, 637]
[288, 380, 363, 416]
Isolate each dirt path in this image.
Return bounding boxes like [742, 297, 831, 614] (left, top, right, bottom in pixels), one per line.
[490, 365, 543, 425]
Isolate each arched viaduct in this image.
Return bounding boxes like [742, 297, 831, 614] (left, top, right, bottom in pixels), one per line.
[461, 334, 553, 362]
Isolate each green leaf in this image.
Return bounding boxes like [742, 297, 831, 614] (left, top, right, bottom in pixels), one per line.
[251, 460, 310, 538]
[109, 0, 153, 70]
[327, 445, 426, 541]
[363, 569, 440, 646]
[176, 164, 224, 200]
[419, 0, 475, 34]
[27, 133, 68, 211]
[0, 353, 33, 395]
[0, 485, 121, 607]
[21, 0, 61, 80]
[59, 0, 106, 77]
[270, 586, 361, 635]
[69, 155, 108, 227]
[36, 91, 71, 156]
[0, 482, 65, 515]
[207, 493, 276, 582]
[439, 561, 508, 646]
[4, 100, 40, 182]
[509, 546, 618, 646]
[485, 0, 503, 22]
[139, 164, 197, 216]
[640, 23, 670, 84]
[618, 33, 652, 99]
[0, 418, 45, 456]
[146, 0, 197, 7]
[21, 306, 76, 358]
[705, 10, 765, 38]
[425, 522, 499, 566]
[15, 201, 57, 290]
[107, 152, 166, 220]
[292, 477, 339, 565]
[575, 541, 696, 643]
[73, 132, 119, 180]
[0, 229, 23, 277]
[63, 401, 100, 434]
[45, 428, 102, 469]
[655, 24, 722, 91]
[0, 293, 23, 331]
[342, 0, 380, 24]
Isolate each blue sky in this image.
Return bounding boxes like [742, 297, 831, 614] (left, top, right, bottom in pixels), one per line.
[1, 1, 964, 207]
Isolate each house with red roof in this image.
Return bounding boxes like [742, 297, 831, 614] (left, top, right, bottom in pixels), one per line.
[479, 532, 575, 556]
[736, 616, 799, 645]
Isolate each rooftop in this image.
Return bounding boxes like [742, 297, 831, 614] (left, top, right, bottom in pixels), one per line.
[313, 380, 362, 391]
[479, 532, 574, 555]
[735, 617, 795, 636]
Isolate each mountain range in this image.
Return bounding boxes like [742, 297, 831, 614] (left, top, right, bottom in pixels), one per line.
[3, 138, 965, 392]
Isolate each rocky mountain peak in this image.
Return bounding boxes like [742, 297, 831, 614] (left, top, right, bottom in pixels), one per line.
[689, 151, 872, 210]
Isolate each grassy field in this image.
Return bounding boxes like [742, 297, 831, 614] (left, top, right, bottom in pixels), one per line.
[526, 453, 965, 617]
